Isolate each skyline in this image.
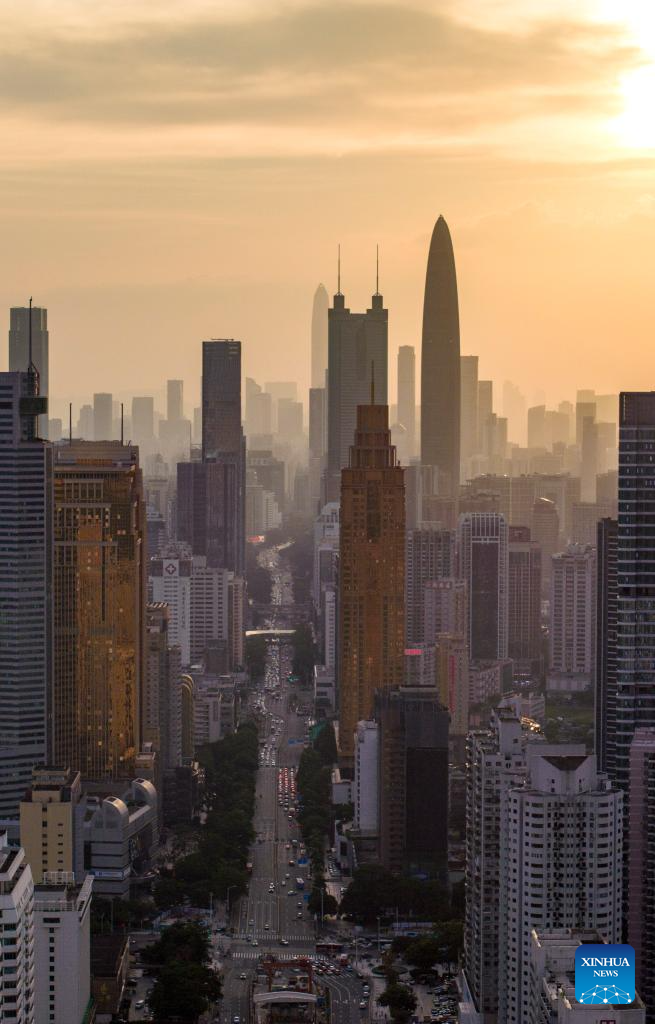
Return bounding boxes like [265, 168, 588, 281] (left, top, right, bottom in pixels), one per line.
[0, 2, 654, 408]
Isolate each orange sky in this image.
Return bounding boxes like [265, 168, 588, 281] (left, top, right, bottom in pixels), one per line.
[1, 0, 654, 420]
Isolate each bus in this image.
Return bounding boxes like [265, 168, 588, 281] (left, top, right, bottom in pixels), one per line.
[296, 877, 305, 890]
[315, 941, 343, 956]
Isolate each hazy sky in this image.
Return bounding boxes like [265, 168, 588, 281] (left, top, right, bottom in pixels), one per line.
[1, 0, 654, 419]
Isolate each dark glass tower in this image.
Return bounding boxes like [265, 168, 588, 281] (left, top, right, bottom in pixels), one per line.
[420, 215, 460, 496]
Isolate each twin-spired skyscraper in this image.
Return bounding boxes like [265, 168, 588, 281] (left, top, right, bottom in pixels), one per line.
[420, 215, 461, 497]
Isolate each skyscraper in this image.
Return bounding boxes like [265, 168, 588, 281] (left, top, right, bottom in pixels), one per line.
[308, 386, 326, 513]
[396, 345, 416, 461]
[405, 528, 456, 645]
[325, 285, 388, 502]
[311, 282, 329, 389]
[596, 517, 618, 774]
[460, 354, 479, 476]
[420, 216, 460, 496]
[507, 525, 542, 677]
[549, 544, 596, 687]
[338, 401, 405, 768]
[0, 370, 52, 822]
[627, 728, 655, 1012]
[53, 440, 145, 781]
[167, 379, 184, 423]
[93, 392, 113, 441]
[178, 340, 245, 574]
[458, 512, 509, 661]
[9, 304, 49, 438]
[615, 392, 655, 790]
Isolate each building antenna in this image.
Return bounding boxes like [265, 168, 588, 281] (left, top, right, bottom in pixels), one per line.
[337, 244, 341, 296]
[120, 402, 124, 445]
[69, 402, 73, 444]
[370, 360, 375, 405]
[375, 244, 379, 295]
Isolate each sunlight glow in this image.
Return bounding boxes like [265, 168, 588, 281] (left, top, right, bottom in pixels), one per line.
[615, 63, 655, 148]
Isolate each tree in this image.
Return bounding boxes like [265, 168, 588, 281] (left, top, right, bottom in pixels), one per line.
[246, 635, 267, 681]
[142, 922, 210, 966]
[291, 623, 316, 683]
[150, 961, 221, 1023]
[403, 937, 442, 975]
[378, 983, 417, 1024]
[308, 887, 339, 917]
[314, 721, 338, 766]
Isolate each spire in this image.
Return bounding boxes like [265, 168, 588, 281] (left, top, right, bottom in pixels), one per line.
[337, 244, 342, 296]
[375, 244, 379, 296]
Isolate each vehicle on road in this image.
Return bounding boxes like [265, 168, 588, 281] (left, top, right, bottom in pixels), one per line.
[295, 877, 304, 889]
[280, 938, 289, 945]
[239, 973, 247, 980]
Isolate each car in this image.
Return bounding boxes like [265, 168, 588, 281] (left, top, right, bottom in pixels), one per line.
[249, 919, 254, 925]
[264, 923, 269, 930]
[136, 1001, 146, 1010]
[296, 911, 303, 918]
[239, 973, 247, 980]
[234, 1016, 241, 1024]
[252, 940, 259, 946]
[359, 1001, 368, 1009]
[280, 938, 289, 946]
[297, 901, 303, 908]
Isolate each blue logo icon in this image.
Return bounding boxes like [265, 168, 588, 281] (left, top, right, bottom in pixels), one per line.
[575, 944, 635, 1005]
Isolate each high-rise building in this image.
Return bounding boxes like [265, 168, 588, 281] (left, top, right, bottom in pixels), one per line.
[33, 873, 92, 1024]
[396, 345, 416, 462]
[420, 216, 460, 497]
[498, 750, 622, 1024]
[375, 687, 449, 878]
[615, 392, 655, 790]
[549, 544, 596, 687]
[9, 304, 49, 437]
[627, 728, 655, 1012]
[20, 768, 82, 885]
[338, 402, 404, 767]
[144, 604, 182, 772]
[435, 634, 469, 738]
[405, 528, 455, 645]
[464, 707, 537, 1022]
[460, 355, 479, 475]
[596, 517, 618, 774]
[353, 720, 379, 835]
[507, 525, 542, 677]
[0, 833, 35, 1023]
[53, 441, 145, 781]
[167, 379, 183, 423]
[149, 554, 230, 668]
[458, 512, 508, 661]
[423, 578, 467, 647]
[278, 397, 303, 441]
[131, 396, 155, 445]
[202, 339, 241, 457]
[0, 370, 52, 823]
[531, 495, 560, 591]
[92, 392, 113, 441]
[308, 386, 326, 514]
[311, 283, 329, 389]
[325, 285, 388, 502]
[477, 380, 493, 455]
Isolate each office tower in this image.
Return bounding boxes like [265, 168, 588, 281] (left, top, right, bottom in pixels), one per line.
[596, 517, 618, 774]
[227, 574, 245, 670]
[531, 496, 560, 590]
[311, 283, 329, 388]
[149, 554, 230, 667]
[576, 398, 596, 446]
[278, 397, 303, 440]
[458, 512, 508, 660]
[464, 707, 537, 1021]
[53, 441, 145, 781]
[557, 399, 574, 443]
[477, 380, 493, 454]
[420, 216, 460, 496]
[615, 393, 655, 791]
[309, 387, 326, 513]
[144, 604, 182, 772]
[178, 340, 245, 574]
[460, 355, 479, 476]
[49, 417, 63, 443]
[396, 345, 416, 461]
[245, 378, 273, 440]
[405, 528, 455, 644]
[628, 729, 655, 1011]
[9, 304, 49, 437]
[167, 379, 183, 422]
[507, 525, 542, 677]
[77, 403, 93, 439]
[375, 688, 449, 877]
[549, 544, 596, 687]
[0, 833, 35, 1023]
[499, 750, 622, 1024]
[353, 720, 379, 835]
[193, 405, 202, 444]
[325, 284, 388, 502]
[92, 392, 113, 441]
[131, 396, 154, 444]
[20, 768, 82, 884]
[527, 404, 547, 449]
[435, 634, 469, 738]
[34, 874, 92, 1024]
[247, 449, 285, 509]
[581, 411, 598, 502]
[338, 402, 405, 767]
[0, 371, 52, 823]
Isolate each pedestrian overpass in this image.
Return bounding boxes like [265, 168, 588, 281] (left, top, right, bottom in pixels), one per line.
[245, 629, 295, 638]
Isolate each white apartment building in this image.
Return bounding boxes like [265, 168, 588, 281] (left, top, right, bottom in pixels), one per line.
[149, 554, 229, 666]
[0, 832, 35, 1024]
[499, 749, 623, 1024]
[353, 721, 379, 834]
[33, 873, 92, 1024]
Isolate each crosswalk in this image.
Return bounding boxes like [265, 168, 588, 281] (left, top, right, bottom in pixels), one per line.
[232, 948, 314, 961]
[234, 930, 312, 941]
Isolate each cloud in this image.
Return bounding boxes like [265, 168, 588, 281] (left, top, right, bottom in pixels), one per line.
[0, 0, 639, 162]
